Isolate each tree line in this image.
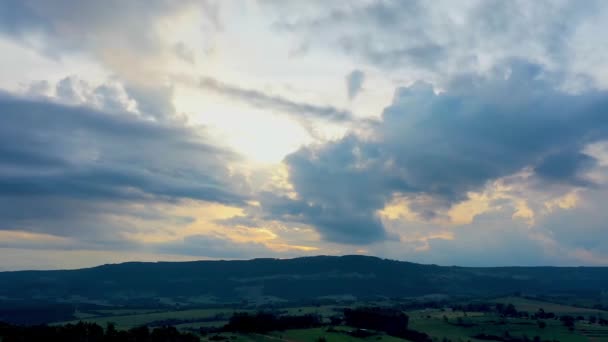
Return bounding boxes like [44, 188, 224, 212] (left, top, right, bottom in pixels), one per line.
[0, 321, 199, 342]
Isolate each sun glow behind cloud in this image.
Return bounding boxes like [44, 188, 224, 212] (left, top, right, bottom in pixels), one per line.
[174, 86, 312, 164]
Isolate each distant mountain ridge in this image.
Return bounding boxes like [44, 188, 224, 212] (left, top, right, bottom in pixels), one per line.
[1, 255, 607, 305]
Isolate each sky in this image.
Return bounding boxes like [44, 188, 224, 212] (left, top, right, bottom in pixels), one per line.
[2, 0, 608, 270]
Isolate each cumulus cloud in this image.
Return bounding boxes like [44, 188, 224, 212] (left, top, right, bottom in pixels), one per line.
[124, 83, 178, 121]
[369, 208, 554, 266]
[264, 61, 608, 245]
[0, 0, 219, 122]
[269, 0, 608, 86]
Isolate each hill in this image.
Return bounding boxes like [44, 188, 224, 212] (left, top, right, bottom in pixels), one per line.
[1, 255, 607, 306]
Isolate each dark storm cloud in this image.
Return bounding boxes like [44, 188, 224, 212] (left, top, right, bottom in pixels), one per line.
[199, 77, 357, 123]
[0, 92, 243, 203]
[0, 92, 246, 242]
[534, 151, 597, 186]
[263, 61, 608, 244]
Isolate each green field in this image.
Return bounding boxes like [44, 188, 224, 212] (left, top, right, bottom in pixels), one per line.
[408, 311, 604, 342]
[284, 306, 341, 317]
[50, 296, 608, 342]
[493, 297, 607, 315]
[205, 327, 414, 342]
[56, 305, 346, 331]
[269, 327, 409, 342]
[57, 308, 242, 330]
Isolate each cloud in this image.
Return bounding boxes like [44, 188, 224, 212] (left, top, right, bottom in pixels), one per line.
[419, 198, 608, 266]
[3, 0, 608, 267]
[0, 0, 195, 54]
[263, 61, 608, 245]
[0, 90, 246, 244]
[268, 0, 451, 72]
[199, 76, 357, 123]
[368, 207, 554, 266]
[51, 77, 132, 113]
[154, 234, 287, 259]
[268, 0, 606, 86]
[346, 69, 365, 100]
[0, 0, 218, 121]
[123, 83, 177, 121]
[534, 150, 597, 186]
[45, 76, 181, 122]
[173, 42, 196, 64]
[361, 187, 608, 266]
[534, 187, 608, 256]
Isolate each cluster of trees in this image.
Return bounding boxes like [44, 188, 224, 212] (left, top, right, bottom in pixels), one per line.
[396, 300, 449, 311]
[221, 307, 431, 342]
[344, 307, 409, 336]
[0, 321, 199, 342]
[450, 302, 526, 318]
[147, 313, 227, 328]
[588, 315, 608, 325]
[535, 312, 608, 331]
[557, 314, 606, 330]
[495, 304, 522, 317]
[531, 308, 555, 319]
[559, 315, 576, 330]
[450, 302, 493, 313]
[534, 310, 608, 330]
[343, 307, 431, 342]
[222, 312, 322, 333]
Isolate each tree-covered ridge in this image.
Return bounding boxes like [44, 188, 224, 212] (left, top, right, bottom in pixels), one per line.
[1, 256, 607, 306]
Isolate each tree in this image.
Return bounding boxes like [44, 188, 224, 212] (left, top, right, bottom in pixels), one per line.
[105, 322, 118, 338]
[560, 315, 575, 330]
[505, 304, 517, 316]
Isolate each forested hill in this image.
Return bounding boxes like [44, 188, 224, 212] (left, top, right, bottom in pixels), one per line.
[1, 255, 607, 304]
